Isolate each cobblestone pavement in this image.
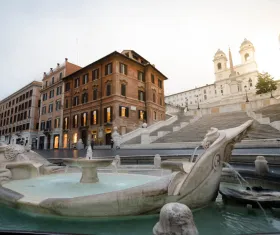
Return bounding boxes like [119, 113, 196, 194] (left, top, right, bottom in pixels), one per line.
[34, 147, 280, 159]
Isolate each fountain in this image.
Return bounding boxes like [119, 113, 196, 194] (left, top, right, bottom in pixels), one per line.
[0, 121, 253, 218]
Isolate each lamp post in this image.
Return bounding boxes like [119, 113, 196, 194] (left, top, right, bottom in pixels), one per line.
[185, 97, 189, 112]
[244, 85, 249, 102]
[195, 95, 200, 110]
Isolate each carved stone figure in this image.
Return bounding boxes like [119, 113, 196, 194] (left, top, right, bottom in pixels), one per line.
[255, 156, 269, 176]
[153, 203, 198, 235]
[154, 154, 161, 168]
[112, 127, 121, 149]
[201, 127, 219, 149]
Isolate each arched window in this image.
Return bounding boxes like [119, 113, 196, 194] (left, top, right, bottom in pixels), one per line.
[249, 78, 253, 87]
[244, 53, 250, 61]
[217, 63, 222, 70]
[106, 84, 111, 96]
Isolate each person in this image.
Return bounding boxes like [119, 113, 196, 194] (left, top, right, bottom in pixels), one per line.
[110, 138, 114, 149]
[91, 139, 95, 150]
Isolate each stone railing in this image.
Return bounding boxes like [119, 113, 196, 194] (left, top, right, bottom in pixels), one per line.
[247, 110, 280, 131]
[119, 113, 177, 144]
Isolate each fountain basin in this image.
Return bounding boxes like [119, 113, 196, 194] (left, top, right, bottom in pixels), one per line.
[63, 158, 113, 183]
[2, 173, 160, 204]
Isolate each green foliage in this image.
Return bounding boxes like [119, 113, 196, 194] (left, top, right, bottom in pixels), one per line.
[255, 72, 277, 95]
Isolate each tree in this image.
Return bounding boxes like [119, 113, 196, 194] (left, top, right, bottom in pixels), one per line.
[255, 72, 277, 98]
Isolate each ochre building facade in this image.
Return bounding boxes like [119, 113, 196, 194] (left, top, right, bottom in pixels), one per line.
[62, 50, 167, 147]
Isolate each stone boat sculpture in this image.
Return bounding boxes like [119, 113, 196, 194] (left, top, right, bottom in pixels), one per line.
[0, 120, 253, 217]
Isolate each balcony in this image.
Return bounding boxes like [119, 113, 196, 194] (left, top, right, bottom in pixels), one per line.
[43, 128, 52, 136]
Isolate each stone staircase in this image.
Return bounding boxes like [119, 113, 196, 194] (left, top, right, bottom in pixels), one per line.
[255, 103, 280, 122]
[153, 111, 280, 143]
[123, 112, 193, 144]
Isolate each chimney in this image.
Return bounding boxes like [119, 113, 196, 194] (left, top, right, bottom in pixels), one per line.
[65, 58, 68, 62]
[50, 68, 53, 73]
[43, 72, 46, 77]
[57, 63, 60, 67]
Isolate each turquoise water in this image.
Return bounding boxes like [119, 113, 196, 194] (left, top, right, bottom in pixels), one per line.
[3, 173, 159, 202]
[0, 199, 280, 235]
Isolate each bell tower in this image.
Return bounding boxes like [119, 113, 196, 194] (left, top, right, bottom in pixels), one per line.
[239, 38, 255, 64]
[213, 49, 228, 80]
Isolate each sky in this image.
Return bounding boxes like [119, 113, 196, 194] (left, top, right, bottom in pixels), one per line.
[0, 0, 280, 99]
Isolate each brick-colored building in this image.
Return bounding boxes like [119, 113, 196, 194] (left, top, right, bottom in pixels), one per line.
[0, 81, 42, 148]
[62, 50, 167, 147]
[37, 58, 81, 149]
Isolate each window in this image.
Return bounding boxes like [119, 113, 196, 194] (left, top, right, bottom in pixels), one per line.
[104, 107, 112, 123]
[43, 93, 47, 101]
[138, 71, 145, 82]
[65, 82, 70, 92]
[73, 114, 78, 128]
[45, 81, 48, 88]
[93, 88, 98, 100]
[54, 118, 60, 128]
[55, 100, 61, 111]
[119, 63, 127, 75]
[42, 106, 46, 115]
[153, 93, 156, 103]
[154, 111, 157, 120]
[106, 84, 111, 96]
[49, 90, 54, 98]
[160, 97, 163, 106]
[245, 53, 250, 61]
[204, 95, 207, 100]
[158, 79, 162, 89]
[82, 93, 88, 104]
[74, 78, 80, 88]
[138, 91, 145, 101]
[119, 106, 129, 117]
[46, 120, 52, 129]
[83, 74, 88, 84]
[65, 99, 69, 109]
[249, 78, 253, 87]
[92, 69, 99, 80]
[63, 117, 69, 129]
[151, 74, 155, 83]
[24, 111, 27, 119]
[91, 110, 98, 125]
[49, 103, 53, 113]
[121, 84, 126, 96]
[73, 133, 77, 143]
[73, 96, 79, 106]
[30, 89, 33, 96]
[40, 121, 45, 131]
[138, 110, 146, 120]
[51, 77, 54, 84]
[81, 112, 87, 126]
[217, 63, 222, 70]
[59, 72, 63, 80]
[56, 86, 62, 95]
[105, 63, 112, 75]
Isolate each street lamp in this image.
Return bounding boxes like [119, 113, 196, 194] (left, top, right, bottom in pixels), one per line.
[244, 85, 249, 102]
[185, 97, 189, 111]
[195, 95, 200, 110]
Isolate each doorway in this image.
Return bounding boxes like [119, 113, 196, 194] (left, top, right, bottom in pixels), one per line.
[53, 135, 59, 149]
[39, 136, 44, 150]
[63, 134, 68, 148]
[47, 135, 51, 149]
[81, 130, 87, 147]
[105, 128, 112, 145]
